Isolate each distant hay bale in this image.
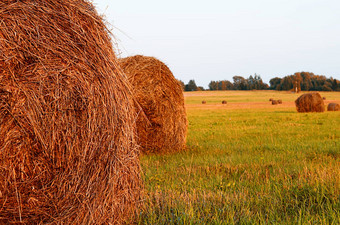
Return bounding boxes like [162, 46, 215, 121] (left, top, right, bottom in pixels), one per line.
[295, 93, 325, 113]
[202, 101, 207, 104]
[323, 97, 326, 100]
[278, 99, 283, 104]
[272, 100, 278, 105]
[222, 100, 227, 104]
[269, 98, 273, 101]
[0, 0, 141, 224]
[327, 103, 340, 111]
[119, 55, 188, 153]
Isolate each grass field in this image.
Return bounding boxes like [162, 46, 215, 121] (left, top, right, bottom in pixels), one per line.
[138, 91, 340, 224]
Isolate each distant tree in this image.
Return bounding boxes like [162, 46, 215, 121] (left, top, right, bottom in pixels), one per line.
[246, 74, 268, 90]
[207, 72, 338, 92]
[222, 80, 234, 90]
[280, 76, 294, 90]
[255, 74, 269, 89]
[233, 76, 247, 90]
[197, 86, 205, 91]
[209, 81, 218, 90]
[272, 72, 339, 92]
[185, 79, 198, 91]
[300, 72, 312, 91]
[247, 75, 254, 90]
[322, 81, 333, 91]
[177, 80, 185, 91]
[311, 75, 327, 91]
[263, 83, 270, 89]
[219, 80, 227, 90]
[293, 72, 302, 92]
[209, 80, 234, 90]
[331, 79, 340, 91]
[269, 77, 282, 90]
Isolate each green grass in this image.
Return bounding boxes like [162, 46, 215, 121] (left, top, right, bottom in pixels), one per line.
[138, 91, 340, 224]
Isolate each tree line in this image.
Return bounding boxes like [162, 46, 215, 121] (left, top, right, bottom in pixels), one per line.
[180, 72, 340, 91]
[269, 72, 339, 92]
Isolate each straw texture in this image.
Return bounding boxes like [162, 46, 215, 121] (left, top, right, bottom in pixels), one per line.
[0, 0, 141, 224]
[119, 55, 188, 153]
[327, 103, 339, 111]
[295, 93, 325, 113]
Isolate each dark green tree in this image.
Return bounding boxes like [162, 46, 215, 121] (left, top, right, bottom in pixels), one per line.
[185, 80, 198, 91]
[247, 75, 254, 90]
[209, 81, 218, 90]
[280, 76, 294, 90]
[233, 76, 247, 90]
[332, 79, 340, 91]
[269, 77, 282, 90]
[300, 72, 312, 91]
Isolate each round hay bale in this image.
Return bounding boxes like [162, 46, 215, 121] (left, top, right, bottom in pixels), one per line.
[222, 100, 227, 104]
[269, 98, 273, 101]
[0, 1, 141, 224]
[119, 55, 188, 153]
[272, 100, 278, 105]
[278, 99, 283, 104]
[202, 101, 207, 104]
[323, 97, 326, 100]
[327, 103, 340, 111]
[295, 93, 325, 113]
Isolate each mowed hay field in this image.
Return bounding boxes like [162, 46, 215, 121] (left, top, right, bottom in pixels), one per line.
[139, 91, 340, 224]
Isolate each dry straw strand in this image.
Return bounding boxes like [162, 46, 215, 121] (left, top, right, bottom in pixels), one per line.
[295, 93, 325, 113]
[119, 55, 188, 154]
[0, 0, 141, 224]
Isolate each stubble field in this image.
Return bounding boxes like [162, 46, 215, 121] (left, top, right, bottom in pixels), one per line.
[138, 90, 340, 224]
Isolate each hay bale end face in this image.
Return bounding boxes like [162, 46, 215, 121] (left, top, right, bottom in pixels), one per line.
[272, 100, 278, 105]
[0, 0, 141, 224]
[295, 93, 325, 113]
[202, 101, 207, 104]
[119, 55, 188, 153]
[222, 100, 227, 104]
[327, 103, 340, 111]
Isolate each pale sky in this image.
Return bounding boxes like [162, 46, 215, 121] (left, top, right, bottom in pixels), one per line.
[93, 0, 340, 88]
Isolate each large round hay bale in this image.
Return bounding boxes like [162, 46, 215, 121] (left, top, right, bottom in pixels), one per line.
[119, 55, 188, 153]
[295, 93, 325, 112]
[327, 103, 340, 111]
[0, 1, 141, 224]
